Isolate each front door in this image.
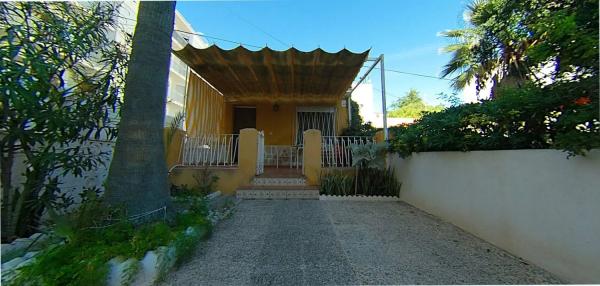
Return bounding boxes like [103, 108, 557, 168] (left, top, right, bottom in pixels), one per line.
[233, 106, 256, 134]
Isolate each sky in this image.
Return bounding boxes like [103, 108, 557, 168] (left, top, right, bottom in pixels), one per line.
[177, 0, 469, 109]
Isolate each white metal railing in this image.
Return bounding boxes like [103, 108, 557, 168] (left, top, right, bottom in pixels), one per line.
[181, 134, 239, 166]
[264, 145, 303, 169]
[321, 136, 374, 167]
[256, 131, 265, 175]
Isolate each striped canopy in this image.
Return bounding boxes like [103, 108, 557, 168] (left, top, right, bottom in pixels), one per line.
[173, 45, 369, 103]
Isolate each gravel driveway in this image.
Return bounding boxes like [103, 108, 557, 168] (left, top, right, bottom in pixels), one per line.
[162, 200, 562, 285]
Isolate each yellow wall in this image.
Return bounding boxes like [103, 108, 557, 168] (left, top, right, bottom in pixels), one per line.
[164, 128, 185, 169]
[335, 99, 349, 134]
[170, 167, 246, 195]
[168, 128, 259, 195]
[256, 102, 296, 145]
[303, 129, 322, 185]
[221, 99, 349, 145]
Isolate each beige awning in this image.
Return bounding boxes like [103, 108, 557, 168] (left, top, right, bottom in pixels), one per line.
[174, 45, 369, 103]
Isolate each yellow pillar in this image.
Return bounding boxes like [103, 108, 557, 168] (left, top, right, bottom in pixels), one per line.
[238, 128, 258, 182]
[374, 130, 385, 144]
[303, 129, 322, 185]
[164, 128, 185, 169]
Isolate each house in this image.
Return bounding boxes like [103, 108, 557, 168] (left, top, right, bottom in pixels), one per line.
[168, 45, 380, 198]
[112, 1, 208, 124]
[165, 11, 210, 125]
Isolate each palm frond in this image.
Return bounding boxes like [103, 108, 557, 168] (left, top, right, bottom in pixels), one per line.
[166, 111, 185, 147]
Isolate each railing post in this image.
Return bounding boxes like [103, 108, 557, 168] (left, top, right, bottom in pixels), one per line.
[239, 128, 259, 182]
[256, 131, 264, 175]
[303, 129, 322, 185]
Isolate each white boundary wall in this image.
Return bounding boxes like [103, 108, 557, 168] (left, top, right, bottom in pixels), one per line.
[390, 149, 600, 283]
[9, 140, 114, 205]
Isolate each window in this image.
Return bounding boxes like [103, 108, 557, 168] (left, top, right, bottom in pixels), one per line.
[170, 56, 188, 77]
[295, 107, 336, 145]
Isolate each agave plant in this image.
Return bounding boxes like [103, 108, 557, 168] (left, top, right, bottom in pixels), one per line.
[350, 143, 387, 195]
[319, 171, 353, 196]
[350, 142, 387, 170]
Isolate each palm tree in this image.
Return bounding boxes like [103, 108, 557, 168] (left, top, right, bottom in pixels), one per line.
[440, 0, 532, 99]
[440, 27, 500, 98]
[104, 1, 176, 216]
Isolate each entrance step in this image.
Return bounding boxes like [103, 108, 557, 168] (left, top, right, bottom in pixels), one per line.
[251, 176, 306, 186]
[236, 185, 319, 200]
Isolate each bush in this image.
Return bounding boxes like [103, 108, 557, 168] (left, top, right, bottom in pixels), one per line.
[356, 167, 402, 197]
[9, 194, 211, 286]
[390, 79, 599, 157]
[171, 168, 219, 197]
[320, 171, 354, 196]
[320, 167, 401, 197]
[341, 99, 378, 137]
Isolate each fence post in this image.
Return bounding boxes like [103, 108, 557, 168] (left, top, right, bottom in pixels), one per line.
[374, 130, 385, 143]
[303, 129, 322, 185]
[239, 128, 258, 182]
[374, 130, 390, 168]
[256, 131, 265, 175]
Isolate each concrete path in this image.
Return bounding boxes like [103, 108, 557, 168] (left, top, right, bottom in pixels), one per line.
[162, 201, 562, 285]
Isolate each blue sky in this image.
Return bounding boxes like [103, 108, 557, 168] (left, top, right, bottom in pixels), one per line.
[177, 0, 469, 109]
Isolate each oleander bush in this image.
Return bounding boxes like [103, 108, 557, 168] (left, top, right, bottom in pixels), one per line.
[390, 79, 599, 158]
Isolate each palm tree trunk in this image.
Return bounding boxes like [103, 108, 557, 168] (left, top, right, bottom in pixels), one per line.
[1, 140, 16, 241]
[105, 1, 176, 216]
[490, 74, 498, 99]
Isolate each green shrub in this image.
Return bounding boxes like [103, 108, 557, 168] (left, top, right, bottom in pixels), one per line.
[320, 171, 353, 196]
[171, 224, 210, 266]
[171, 168, 219, 197]
[390, 79, 600, 157]
[350, 142, 387, 170]
[341, 99, 378, 137]
[356, 167, 402, 197]
[320, 168, 401, 197]
[9, 195, 211, 286]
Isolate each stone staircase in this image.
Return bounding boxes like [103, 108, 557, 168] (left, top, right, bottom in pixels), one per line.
[236, 174, 319, 200]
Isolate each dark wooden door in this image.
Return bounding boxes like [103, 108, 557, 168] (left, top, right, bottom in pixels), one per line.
[233, 107, 256, 134]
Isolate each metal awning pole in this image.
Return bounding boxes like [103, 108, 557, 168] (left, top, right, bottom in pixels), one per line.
[379, 54, 388, 141]
[348, 57, 381, 95]
[347, 57, 381, 129]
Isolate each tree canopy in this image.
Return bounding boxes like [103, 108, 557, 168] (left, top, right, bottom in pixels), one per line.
[0, 2, 129, 239]
[388, 89, 444, 118]
[440, 0, 599, 99]
[341, 99, 377, 137]
[392, 0, 598, 158]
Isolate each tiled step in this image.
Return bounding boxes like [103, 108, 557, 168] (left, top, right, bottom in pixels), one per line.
[236, 185, 319, 200]
[251, 177, 306, 186]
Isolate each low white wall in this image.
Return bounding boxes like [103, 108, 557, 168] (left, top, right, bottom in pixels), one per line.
[391, 149, 600, 283]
